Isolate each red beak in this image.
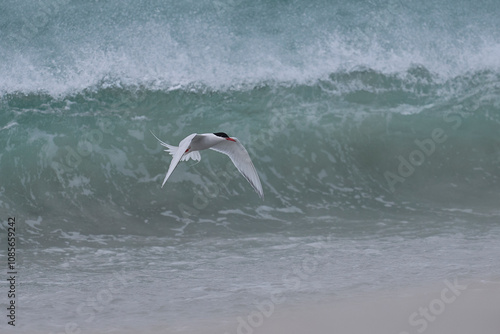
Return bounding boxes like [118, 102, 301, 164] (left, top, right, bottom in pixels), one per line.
[226, 138, 236, 142]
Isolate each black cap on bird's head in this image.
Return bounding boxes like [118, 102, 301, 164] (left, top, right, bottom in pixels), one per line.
[214, 132, 230, 138]
[214, 132, 236, 142]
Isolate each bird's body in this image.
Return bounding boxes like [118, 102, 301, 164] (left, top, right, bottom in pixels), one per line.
[152, 132, 264, 199]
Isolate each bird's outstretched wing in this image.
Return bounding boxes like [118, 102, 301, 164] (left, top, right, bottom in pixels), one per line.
[210, 138, 264, 199]
[160, 133, 197, 187]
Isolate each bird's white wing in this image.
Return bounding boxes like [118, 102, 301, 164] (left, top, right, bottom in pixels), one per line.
[161, 133, 197, 187]
[210, 138, 264, 199]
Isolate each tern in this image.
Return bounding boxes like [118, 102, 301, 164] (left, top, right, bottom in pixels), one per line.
[152, 132, 264, 199]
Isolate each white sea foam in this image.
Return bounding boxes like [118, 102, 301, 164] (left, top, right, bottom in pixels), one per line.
[1, 1, 499, 96]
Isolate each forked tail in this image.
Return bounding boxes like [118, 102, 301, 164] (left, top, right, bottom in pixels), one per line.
[150, 131, 201, 162]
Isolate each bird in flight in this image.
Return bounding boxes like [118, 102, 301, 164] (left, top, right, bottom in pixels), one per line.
[152, 132, 264, 199]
